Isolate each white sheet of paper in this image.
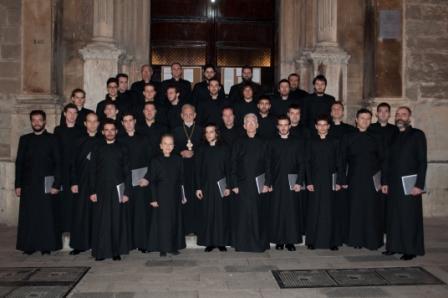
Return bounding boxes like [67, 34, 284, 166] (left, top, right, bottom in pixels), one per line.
[372, 171, 381, 192]
[44, 176, 55, 194]
[86, 152, 91, 160]
[288, 174, 298, 190]
[116, 182, 125, 203]
[181, 185, 187, 204]
[402, 174, 427, 195]
[217, 177, 227, 198]
[255, 173, 266, 194]
[162, 66, 172, 81]
[332, 173, 337, 191]
[132, 167, 148, 187]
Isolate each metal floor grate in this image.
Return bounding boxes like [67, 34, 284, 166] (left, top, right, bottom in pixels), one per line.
[272, 267, 445, 289]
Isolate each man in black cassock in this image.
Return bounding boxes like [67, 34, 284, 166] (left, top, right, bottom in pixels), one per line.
[69, 111, 101, 255]
[15, 110, 62, 255]
[340, 109, 386, 250]
[172, 104, 203, 235]
[231, 113, 270, 252]
[305, 115, 343, 250]
[136, 102, 168, 150]
[131, 65, 161, 103]
[382, 107, 427, 260]
[59, 88, 93, 128]
[161, 62, 192, 103]
[191, 64, 226, 106]
[195, 124, 231, 252]
[268, 115, 305, 251]
[302, 75, 335, 129]
[220, 107, 244, 147]
[288, 104, 310, 140]
[119, 112, 153, 253]
[116, 73, 135, 114]
[256, 96, 277, 140]
[148, 135, 186, 256]
[288, 73, 309, 103]
[102, 101, 124, 135]
[89, 119, 131, 261]
[270, 79, 298, 117]
[135, 82, 167, 125]
[54, 104, 83, 234]
[233, 84, 258, 127]
[96, 77, 127, 121]
[165, 85, 187, 130]
[197, 78, 227, 126]
[228, 65, 262, 104]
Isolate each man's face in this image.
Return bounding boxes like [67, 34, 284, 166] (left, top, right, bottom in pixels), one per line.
[64, 108, 78, 125]
[122, 115, 136, 132]
[242, 68, 252, 81]
[171, 64, 183, 79]
[166, 88, 179, 103]
[160, 136, 174, 154]
[71, 92, 85, 108]
[118, 77, 128, 92]
[315, 120, 330, 135]
[222, 109, 235, 127]
[208, 80, 220, 96]
[314, 79, 326, 94]
[143, 105, 156, 121]
[243, 87, 253, 100]
[204, 67, 216, 81]
[356, 112, 372, 130]
[85, 114, 99, 133]
[257, 99, 271, 114]
[102, 123, 117, 141]
[143, 86, 156, 100]
[243, 115, 258, 134]
[287, 108, 301, 125]
[278, 82, 290, 97]
[104, 105, 118, 119]
[331, 104, 344, 120]
[395, 108, 411, 129]
[107, 82, 118, 97]
[288, 75, 299, 90]
[181, 106, 196, 123]
[141, 66, 152, 81]
[277, 119, 291, 136]
[31, 115, 45, 132]
[205, 126, 217, 143]
[377, 106, 391, 123]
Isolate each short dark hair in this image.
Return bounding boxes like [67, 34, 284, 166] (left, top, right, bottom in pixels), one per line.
[288, 104, 301, 112]
[160, 133, 174, 144]
[144, 101, 156, 109]
[331, 101, 344, 110]
[143, 82, 156, 90]
[102, 118, 117, 129]
[71, 88, 85, 98]
[288, 73, 299, 80]
[376, 102, 391, 112]
[121, 112, 135, 119]
[242, 83, 253, 91]
[106, 77, 119, 86]
[116, 73, 129, 80]
[203, 64, 216, 72]
[63, 103, 78, 113]
[278, 79, 290, 88]
[222, 106, 234, 114]
[242, 65, 253, 72]
[258, 95, 271, 103]
[208, 77, 220, 85]
[166, 85, 179, 93]
[104, 100, 117, 110]
[277, 115, 291, 125]
[312, 74, 327, 85]
[356, 108, 372, 118]
[171, 62, 182, 68]
[85, 111, 98, 120]
[315, 114, 330, 125]
[29, 110, 46, 121]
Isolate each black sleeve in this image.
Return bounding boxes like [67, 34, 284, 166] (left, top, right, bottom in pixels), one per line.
[415, 130, 428, 189]
[51, 136, 62, 189]
[14, 136, 25, 189]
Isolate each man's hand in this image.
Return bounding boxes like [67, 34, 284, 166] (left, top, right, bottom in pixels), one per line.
[342, 185, 348, 189]
[224, 189, 231, 197]
[335, 184, 341, 191]
[180, 150, 194, 158]
[293, 184, 301, 192]
[50, 188, 59, 195]
[381, 185, 388, 195]
[139, 178, 149, 187]
[307, 185, 315, 192]
[122, 195, 129, 203]
[411, 187, 423, 196]
[15, 188, 21, 197]
[150, 201, 159, 208]
[262, 185, 269, 194]
[232, 187, 239, 194]
[196, 190, 203, 200]
[90, 194, 97, 203]
[71, 185, 79, 193]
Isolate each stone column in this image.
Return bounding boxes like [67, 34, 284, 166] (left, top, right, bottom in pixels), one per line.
[80, 0, 123, 111]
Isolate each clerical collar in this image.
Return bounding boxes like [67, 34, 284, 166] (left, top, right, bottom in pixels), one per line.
[145, 98, 154, 102]
[184, 122, 194, 128]
[66, 122, 76, 128]
[127, 130, 135, 137]
[333, 120, 342, 125]
[106, 139, 116, 144]
[88, 132, 97, 137]
[76, 106, 83, 111]
[33, 129, 46, 135]
[281, 96, 288, 100]
[280, 133, 289, 139]
[145, 120, 155, 127]
[291, 123, 299, 127]
[210, 94, 219, 100]
[244, 98, 253, 103]
[225, 124, 234, 129]
[379, 121, 388, 127]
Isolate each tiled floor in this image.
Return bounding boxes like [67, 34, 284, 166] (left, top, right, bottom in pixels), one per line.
[1, 218, 448, 297]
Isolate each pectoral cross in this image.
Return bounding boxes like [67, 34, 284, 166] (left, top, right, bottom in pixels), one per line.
[186, 139, 193, 151]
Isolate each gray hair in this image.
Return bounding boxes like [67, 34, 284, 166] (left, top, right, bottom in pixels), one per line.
[243, 113, 258, 125]
[181, 103, 196, 114]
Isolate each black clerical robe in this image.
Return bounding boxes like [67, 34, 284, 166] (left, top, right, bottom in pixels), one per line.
[191, 80, 226, 107]
[147, 154, 186, 252]
[195, 143, 231, 247]
[89, 140, 132, 259]
[233, 100, 258, 127]
[59, 107, 94, 129]
[268, 136, 305, 245]
[136, 121, 168, 151]
[69, 134, 101, 251]
[385, 126, 426, 256]
[172, 123, 203, 235]
[302, 93, 336, 128]
[228, 80, 262, 104]
[270, 95, 300, 117]
[340, 130, 386, 250]
[54, 124, 83, 233]
[15, 131, 62, 252]
[161, 78, 192, 104]
[119, 133, 153, 250]
[305, 135, 343, 248]
[231, 135, 270, 252]
[220, 125, 244, 148]
[197, 97, 227, 127]
[257, 114, 277, 140]
[290, 88, 309, 104]
[165, 101, 185, 130]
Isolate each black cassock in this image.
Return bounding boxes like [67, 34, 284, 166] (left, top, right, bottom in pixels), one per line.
[89, 140, 132, 259]
[228, 81, 262, 104]
[231, 135, 270, 252]
[257, 114, 277, 140]
[15, 131, 62, 252]
[147, 154, 186, 252]
[385, 126, 426, 256]
[305, 135, 343, 248]
[302, 93, 336, 128]
[195, 143, 231, 247]
[270, 95, 300, 117]
[191, 80, 226, 107]
[59, 107, 93, 128]
[233, 100, 258, 127]
[54, 124, 83, 233]
[119, 133, 153, 250]
[220, 125, 244, 148]
[197, 96, 227, 127]
[69, 134, 101, 251]
[268, 136, 305, 245]
[341, 130, 386, 250]
[289, 88, 309, 105]
[172, 123, 203, 235]
[161, 78, 192, 103]
[136, 121, 168, 151]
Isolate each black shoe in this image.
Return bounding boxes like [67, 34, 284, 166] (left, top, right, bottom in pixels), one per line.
[138, 249, 147, 254]
[307, 245, 315, 250]
[382, 250, 395, 256]
[160, 252, 167, 257]
[41, 251, 50, 255]
[286, 244, 296, 251]
[95, 257, 105, 261]
[112, 255, 121, 261]
[330, 246, 339, 251]
[23, 250, 35, 255]
[400, 254, 416, 261]
[218, 246, 227, 252]
[205, 246, 215, 252]
[170, 251, 180, 256]
[275, 244, 284, 250]
[69, 249, 83, 255]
